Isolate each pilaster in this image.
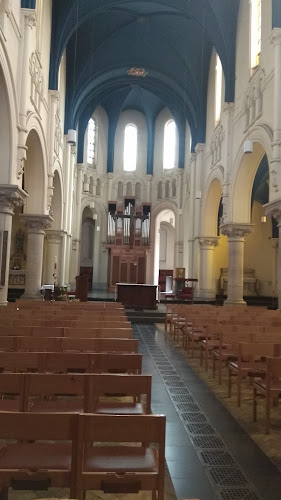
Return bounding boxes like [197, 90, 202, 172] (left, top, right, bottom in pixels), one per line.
[265, 199, 281, 308]
[269, 28, 281, 197]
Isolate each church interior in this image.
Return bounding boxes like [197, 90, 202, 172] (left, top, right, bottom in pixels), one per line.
[0, 1, 281, 499]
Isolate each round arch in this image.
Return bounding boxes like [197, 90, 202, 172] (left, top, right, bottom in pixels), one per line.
[150, 200, 177, 285]
[229, 130, 273, 222]
[202, 170, 223, 235]
[24, 128, 46, 214]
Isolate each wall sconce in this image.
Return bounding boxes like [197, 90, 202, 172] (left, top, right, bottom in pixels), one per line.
[261, 216, 267, 223]
[67, 129, 77, 145]
[244, 140, 253, 154]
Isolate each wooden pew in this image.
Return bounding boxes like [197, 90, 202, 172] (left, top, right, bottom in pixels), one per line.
[0, 373, 25, 412]
[75, 414, 165, 500]
[253, 357, 281, 434]
[63, 327, 132, 339]
[0, 352, 43, 373]
[90, 373, 151, 414]
[0, 412, 77, 499]
[25, 373, 90, 413]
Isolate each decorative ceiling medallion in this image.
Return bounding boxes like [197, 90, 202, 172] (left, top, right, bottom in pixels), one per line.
[127, 67, 148, 77]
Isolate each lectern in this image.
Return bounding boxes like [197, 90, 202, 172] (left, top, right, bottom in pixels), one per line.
[75, 275, 88, 302]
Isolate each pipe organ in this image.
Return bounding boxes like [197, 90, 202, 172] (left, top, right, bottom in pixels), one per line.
[107, 197, 151, 290]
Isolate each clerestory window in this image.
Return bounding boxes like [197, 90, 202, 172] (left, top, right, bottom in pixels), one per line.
[163, 120, 176, 170]
[250, 0, 261, 69]
[124, 124, 137, 171]
[215, 54, 222, 125]
[87, 118, 96, 165]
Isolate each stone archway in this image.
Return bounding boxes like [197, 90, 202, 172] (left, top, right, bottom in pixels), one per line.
[44, 170, 64, 285]
[152, 207, 176, 288]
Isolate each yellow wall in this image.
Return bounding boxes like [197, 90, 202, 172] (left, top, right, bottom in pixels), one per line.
[214, 233, 228, 294]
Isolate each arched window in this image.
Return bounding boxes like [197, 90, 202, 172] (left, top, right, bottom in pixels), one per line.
[124, 124, 137, 171]
[87, 118, 96, 165]
[250, 0, 261, 69]
[215, 54, 222, 125]
[163, 120, 176, 170]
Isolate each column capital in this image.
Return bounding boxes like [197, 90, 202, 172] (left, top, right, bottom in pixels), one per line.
[220, 222, 254, 239]
[77, 163, 84, 172]
[45, 229, 65, 243]
[264, 199, 281, 225]
[0, 185, 27, 215]
[22, 9, 36, 28]
[270, 28, 281, 47]
[195, 143, 205, 154]
[199, 236, 219, 248]
[271, 237, 279, 249]
[49, 90, 60, 104]
[20, 214, 53, 234]
[222, 102, 235, 114]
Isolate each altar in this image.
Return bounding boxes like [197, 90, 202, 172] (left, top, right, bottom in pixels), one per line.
[116, 283, 158, 310]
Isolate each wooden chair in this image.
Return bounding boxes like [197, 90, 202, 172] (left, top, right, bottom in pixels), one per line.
[75, 414, 166, 500]
[212, 331, 253, 384]
[90, 353, 142, 374]
[90, 374, 151, 414]
[25, 373, 90, 413]
[253, 357, 281, 434]
[0, 412, 77, 500]
[228, 343, 281, 406]
[0, 352, 43, 373]
[60, 337, 138, 353]
[0, 373, 25, 412]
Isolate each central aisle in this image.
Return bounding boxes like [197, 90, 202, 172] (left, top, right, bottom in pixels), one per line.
[133, 324, 281, 500]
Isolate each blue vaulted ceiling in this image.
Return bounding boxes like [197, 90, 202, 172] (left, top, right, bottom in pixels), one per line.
[49, 0, 240, 170]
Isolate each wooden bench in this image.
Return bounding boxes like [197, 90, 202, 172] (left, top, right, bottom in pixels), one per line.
[75, 413, 165, 500]
[90, 373, 151, 414]
[0, 327, 133, 339]
[0, 412, 77, 499]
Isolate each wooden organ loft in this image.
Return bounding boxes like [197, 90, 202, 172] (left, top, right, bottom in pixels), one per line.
[107, 197, 151, 291]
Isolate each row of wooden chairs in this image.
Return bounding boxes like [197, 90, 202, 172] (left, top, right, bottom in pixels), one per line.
[0, 318, 130, 328]
[11, 300, 124, 309]
[0, 335, 138, 353]
[0, 351, 142, 374]
[0, 372, 152, 415]
[0, 412, 166, 500]
[0, 326, 132, 338]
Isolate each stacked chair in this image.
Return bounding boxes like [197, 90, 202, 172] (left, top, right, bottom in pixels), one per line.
[0, 301, 166, 500]
[165, 303, 281, 434]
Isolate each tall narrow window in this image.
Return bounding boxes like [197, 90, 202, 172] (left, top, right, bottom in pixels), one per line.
[124, 124, 137, 171]
[251, 0, 261, 69]
[87, 118, 96, 165]
[215, 54, 222, 125]
[163, 120, 176, 170]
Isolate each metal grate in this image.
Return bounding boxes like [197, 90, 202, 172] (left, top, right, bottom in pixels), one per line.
[219, 489, 260, 500]
[168, 387, 192, 395]
[192, 435, 225, 449]
[158, 370, 177, 376]
[181, 412, 207, 423]
[185, 423, 215, 435]
[199, 450, 235, 466]
[165, 381, 185, 387]
[208, 468, 248, 487]
[171, 394, 192, 402]
[176, 402, 200, 412]
[162, 376, 182, 382]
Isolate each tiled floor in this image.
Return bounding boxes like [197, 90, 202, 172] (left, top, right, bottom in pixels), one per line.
[134, 324, 281, 500]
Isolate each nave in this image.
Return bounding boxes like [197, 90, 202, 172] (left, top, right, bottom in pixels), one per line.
[135, 324, 281, 500]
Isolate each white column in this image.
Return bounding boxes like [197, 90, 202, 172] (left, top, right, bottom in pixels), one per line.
[21, 215, 52, 299]
[107, 173, 113, 200]
[45, 230, 64, 284]
[187, 153, 196, 277]
[146, 175, 152, 203]
[265, 200, 281, 308]
[270, 28, 281, 196]
[0, 186, 27, 305]
[271, 238, 278, 299]
[192, 144, 205, 296]
[17, 9, 36, 180]
[69, 164, 83, 286]
[221, 223, 254, 306]
[198, 237, 219, 301]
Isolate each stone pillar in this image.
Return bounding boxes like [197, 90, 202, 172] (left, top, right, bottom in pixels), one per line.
[146, 175, 152, 203]
[198, 236, 219, 301]
[17, 9, 36, 180]
[45, 230, 64, 284]
[0, 186, 27, 305]
[107, 173, 113, 200]
[221, 223, 254, 306]
[271, 238, 278, 299]
[21, 215, 52, 299]
[187, 153, 196, 277]
[270, 29, 281, 196]
[265, 200, 281, 308]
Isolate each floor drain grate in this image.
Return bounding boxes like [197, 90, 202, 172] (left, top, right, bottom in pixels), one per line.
[176, 403, 200, 412]
[181, 412, 207, 423]
[168, 387, 192, 395]
[162, 376, 182, 382]
[218, 488, 260, 500]
[192, 435, 225, 449]
[199, 450, 235, 466]
[171, 394, 192, 402]
[208, 467, 248, 487]
[185, 423, 215, 435]
[166, 381, 185, 387]
[158, 370, 177, 376]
